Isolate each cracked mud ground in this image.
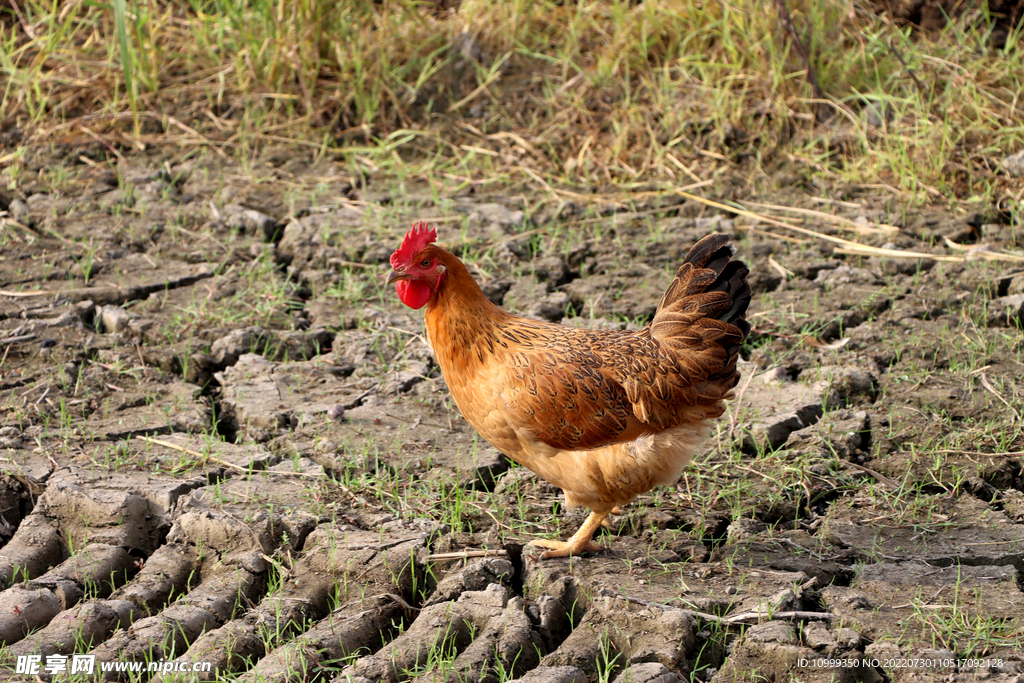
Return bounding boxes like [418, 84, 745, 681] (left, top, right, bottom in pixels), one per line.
[2, 148, 1024, 683]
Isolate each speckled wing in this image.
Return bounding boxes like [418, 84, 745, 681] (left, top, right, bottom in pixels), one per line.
[493, 233, 750, 454]
[495, 325, 701, 452]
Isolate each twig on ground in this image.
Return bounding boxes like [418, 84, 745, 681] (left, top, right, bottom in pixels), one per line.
[979, 373, 1022, 422]
[139, 436, 323, 478]
[725, 609, 833, 624]
[679, 190, 1024, 263]
[0, 334, 37, 345]
[163, 114, 228, 158]
[427, 549, 508, 561]
[843, 461, 900, 489]
[620, 595, 833, 625]
[743, 201, 898, 236]
[888, 40, 926, 94]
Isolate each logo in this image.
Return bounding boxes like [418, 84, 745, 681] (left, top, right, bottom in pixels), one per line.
[16, 654, 96, 675]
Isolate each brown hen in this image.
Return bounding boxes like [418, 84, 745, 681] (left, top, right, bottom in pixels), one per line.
[387, 224, 750, 559]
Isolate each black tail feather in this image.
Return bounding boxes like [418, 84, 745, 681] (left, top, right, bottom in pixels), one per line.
[677, 234, 750, 331]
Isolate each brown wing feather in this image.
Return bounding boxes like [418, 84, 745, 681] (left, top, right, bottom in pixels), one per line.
[496, 324, 698, 451]
[492, 234, 750, 453]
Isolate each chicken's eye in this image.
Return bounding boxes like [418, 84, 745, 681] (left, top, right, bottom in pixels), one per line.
[421, 258, 432, 268]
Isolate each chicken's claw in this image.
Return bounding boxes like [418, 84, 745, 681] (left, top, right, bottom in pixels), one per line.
[528, 537, 603, 560]
[528, 510, 609, 560]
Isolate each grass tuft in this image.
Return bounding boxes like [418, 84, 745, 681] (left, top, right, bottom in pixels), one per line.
[1, 0, 1021, 203]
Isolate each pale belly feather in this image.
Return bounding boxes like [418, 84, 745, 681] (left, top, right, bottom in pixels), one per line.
[451, 371, 712, 513]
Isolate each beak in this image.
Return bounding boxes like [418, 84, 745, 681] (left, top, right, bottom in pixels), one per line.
[385, 269, 409, 285]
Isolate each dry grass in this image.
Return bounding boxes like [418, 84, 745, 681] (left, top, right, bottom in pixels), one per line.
[1, 0, 1022, 205]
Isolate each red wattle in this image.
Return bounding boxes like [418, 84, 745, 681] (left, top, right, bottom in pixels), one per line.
[396, 279, 432, 309]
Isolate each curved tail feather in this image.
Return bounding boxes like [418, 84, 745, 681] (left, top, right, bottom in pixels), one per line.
[650, 233, 751, 386]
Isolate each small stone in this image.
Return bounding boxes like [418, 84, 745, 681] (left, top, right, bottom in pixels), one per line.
[865, 641, 901, 660]
[417, 518, 448, 535]
[210, 327, 270, 367]
[314, 440, 338, 454]
[834, 627, 862, 648]
[98, 305, 136, 334]
[136, 179, 172, 199]
[471, 203, 525, 235]
[989, 294, 1024, 327]
[120, 167, 168, 185]
[694, 215, 724, 231]
[509, 666, 589, 683]
[74, 300, 96, 322]
[815, 265, 881, 287]
[1005, 272, 1024, 296]
[8, 199, 30, 223]
[1001, 149, 1024, 177]
[326, 405, 345, 422]
[533, 256, 571, 286]
[452, 31, 482, 63]
[864, 101, 893, 128]
[531, 292, 570, 322]
[612, 663, 684, 683]
[221, 204, 280, 241]
[745, 620, 796, 644]
[726, 517, 766, 543]
[481, 278, 513, 305]
[802, 621, 836, 652]
[97, 188, 136, 209]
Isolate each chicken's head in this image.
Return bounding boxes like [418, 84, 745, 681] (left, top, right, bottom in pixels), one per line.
[387, 222, 445, 309]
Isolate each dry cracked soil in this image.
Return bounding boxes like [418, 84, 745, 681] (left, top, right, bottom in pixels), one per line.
[1, 146, 1024, 682]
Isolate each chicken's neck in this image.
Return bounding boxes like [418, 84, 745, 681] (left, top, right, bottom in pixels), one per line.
[423, 252, 510, 368]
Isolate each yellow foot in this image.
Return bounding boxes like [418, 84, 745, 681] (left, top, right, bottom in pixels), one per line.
[527, 537, 602, 560]
[527, 509, 610, 560]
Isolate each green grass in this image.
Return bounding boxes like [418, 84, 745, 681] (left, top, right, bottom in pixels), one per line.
[2, 0, 1022, 205]
[901, 567, 1021, 658]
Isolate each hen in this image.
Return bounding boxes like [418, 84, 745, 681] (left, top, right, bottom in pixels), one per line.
[387, 224, 750, 559]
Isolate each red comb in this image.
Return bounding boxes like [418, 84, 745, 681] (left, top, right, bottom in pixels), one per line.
[390, 221, 437, 268]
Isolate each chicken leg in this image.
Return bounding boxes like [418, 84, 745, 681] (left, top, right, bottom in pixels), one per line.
[528, 510, 609, 559]
[601, 505, 625, 528]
